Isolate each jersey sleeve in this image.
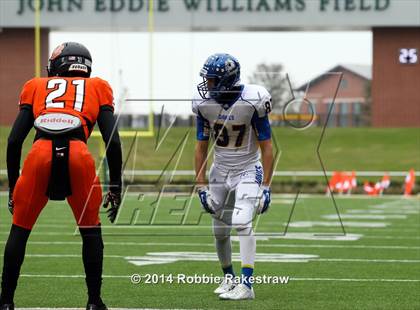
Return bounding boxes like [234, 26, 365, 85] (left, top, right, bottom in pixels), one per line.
[192, 94, 201, 115]
[95, 78, 114, 110]
[251, 111, 271, 141]
[251, 87, 272, 141]
[253, 86, 272, 118]
[18, 79, 37, 109]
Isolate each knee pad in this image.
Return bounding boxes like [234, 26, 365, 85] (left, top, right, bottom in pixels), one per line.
[232, 201, 254, 230]
[213, 221, 232, 241]
[214, 232, 230, 241]
[235, 226, 254, 237]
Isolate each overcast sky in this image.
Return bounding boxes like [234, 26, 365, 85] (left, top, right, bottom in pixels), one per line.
[50, 31, 372, 115]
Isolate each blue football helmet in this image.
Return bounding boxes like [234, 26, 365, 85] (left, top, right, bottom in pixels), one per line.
[197, 53, 241, 100]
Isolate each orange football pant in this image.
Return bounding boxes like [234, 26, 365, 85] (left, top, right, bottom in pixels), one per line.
[12, 139, 102, 230]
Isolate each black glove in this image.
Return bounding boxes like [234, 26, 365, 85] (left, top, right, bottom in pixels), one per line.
[8, 188, 14, 215]
[103, 188, 122, 223]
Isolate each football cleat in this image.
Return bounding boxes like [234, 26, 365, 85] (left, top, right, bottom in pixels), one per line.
[0, 304, 14, 310]
[214, 276, 236, 294]
[219, 283, 255, 300]
[86, 303, 107, 310]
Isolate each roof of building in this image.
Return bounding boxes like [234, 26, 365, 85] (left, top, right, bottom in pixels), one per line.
[297, 64, 371, 91]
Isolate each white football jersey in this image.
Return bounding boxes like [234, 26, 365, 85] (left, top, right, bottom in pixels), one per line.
[192, 84, 272, 171]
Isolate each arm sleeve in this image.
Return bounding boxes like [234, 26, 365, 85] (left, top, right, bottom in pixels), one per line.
[7, 105, 34, 190]
[192, 97, 210, 141]
[196, 111, 210, 141]
[251, 110, 271, 141]
[97, 106, 122, 190]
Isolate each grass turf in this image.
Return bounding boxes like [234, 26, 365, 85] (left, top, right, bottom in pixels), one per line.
[0, 127, 419, 173]
[0, 194, 419, 309]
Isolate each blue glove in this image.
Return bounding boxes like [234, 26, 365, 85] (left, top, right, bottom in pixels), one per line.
[197, 186, 215, 214]
[257, 185, 271, 214]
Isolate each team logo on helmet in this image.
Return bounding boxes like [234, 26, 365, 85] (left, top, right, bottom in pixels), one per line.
[225, 58, 236, 72]
[50, 44, 65, 60]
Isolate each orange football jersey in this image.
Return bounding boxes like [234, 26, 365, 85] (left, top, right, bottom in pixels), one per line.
[19, 77, 114, 139]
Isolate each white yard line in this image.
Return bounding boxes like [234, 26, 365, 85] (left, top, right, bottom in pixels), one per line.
[362, 235, 420, 240]
[0, 231, 417, 240]
[317, 258, 420, 263]
[290, 277, 420, 282]
[0, 254, 124, 258]
[1, 241, 418, 250]
[346, 209, 419, 214]
[17, 308, 201, 310]
[1, 254, 417, 264]
[18, 274, 420, 283]
[323, 214, 407, 220]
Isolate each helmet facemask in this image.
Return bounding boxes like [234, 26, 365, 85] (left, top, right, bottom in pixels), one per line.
[198, 74, 239, 101]
[198, 76, 222, 100]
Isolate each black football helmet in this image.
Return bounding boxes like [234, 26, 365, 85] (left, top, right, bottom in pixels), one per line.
[47, 42, 92, 77]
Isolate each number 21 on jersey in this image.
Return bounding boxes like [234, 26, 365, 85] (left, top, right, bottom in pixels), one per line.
[45, 79, 85, 112]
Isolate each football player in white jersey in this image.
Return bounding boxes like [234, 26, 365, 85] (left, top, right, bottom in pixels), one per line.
[193, 53, 274, 300]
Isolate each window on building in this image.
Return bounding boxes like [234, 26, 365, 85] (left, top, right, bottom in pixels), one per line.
[339, 102, 348, 127]
[353, 102, 362, 114]
[340, 79, 348, 89]
[352, 102, 362, 127]
[326, 102, 336, 127]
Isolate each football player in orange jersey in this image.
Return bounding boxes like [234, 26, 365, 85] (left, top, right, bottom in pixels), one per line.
[0, 42, 122, 310]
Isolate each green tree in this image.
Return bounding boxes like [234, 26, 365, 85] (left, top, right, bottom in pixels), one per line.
[248, 63, 290, 112]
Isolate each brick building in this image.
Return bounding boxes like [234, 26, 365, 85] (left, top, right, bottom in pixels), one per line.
[0, 28, 49, 125]
[297, 64, 371, 127]
[372, 28, 420, 127]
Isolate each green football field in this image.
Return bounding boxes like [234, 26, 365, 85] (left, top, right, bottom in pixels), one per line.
[0, 193, 419, 309]
[0, 127, 419, 172]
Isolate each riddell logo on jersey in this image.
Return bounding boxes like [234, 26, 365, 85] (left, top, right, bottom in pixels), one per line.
[40, 118, 75, 124]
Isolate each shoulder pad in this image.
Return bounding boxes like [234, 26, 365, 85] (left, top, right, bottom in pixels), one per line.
[192, 92, 207, 115]
[243, 84, 272, 117]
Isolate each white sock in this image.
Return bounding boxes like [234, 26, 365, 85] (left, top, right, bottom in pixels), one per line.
[237, 227, 256, 267]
